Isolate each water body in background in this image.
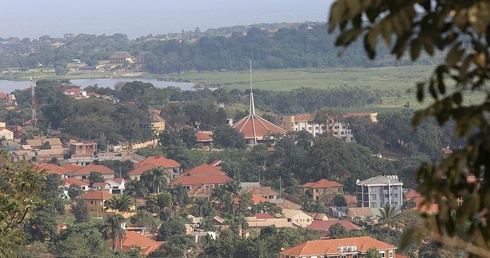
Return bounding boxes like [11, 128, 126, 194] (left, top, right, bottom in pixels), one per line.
[0, 78, 196, 93]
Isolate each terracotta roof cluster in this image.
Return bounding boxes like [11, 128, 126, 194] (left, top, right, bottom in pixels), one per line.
[72, 163, 115, 176]
[114, 231, 165, 255]
[344, 194, 358, 206]
[405, 190, 439, 214]
[302, 179, 344, 189]
[281, 236, 396, 257]
[290, 113, 316, 122]
[306, 220, 361, 232]
[170, 174, 232, 188]
[233, 194, 269, 205]
[62, 163, 82, 174]
[80, 190, 113, 200]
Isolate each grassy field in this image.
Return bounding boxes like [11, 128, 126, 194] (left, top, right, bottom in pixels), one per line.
[3, 64, 484, 111]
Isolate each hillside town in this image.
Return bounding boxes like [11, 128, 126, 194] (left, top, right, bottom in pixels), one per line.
[0, 77, 449, 257]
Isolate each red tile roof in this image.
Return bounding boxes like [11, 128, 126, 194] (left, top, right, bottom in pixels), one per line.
[252, 194, 269, 204]
[63, 87, 84, 93]
[306, 220, 361, 232]
[170, 175, 232, 188]
[127, 163, 161, 176]
[281, 236, 396, 256]
[64, 177, 88, 187]
[344, 194, 357, 205]
[232, 114, 287, 139]
[34, 163, 67, 175]
[114, 231, 165, 255]
[195, 132, 213, 142]
[302, 179, 344, 189]
[72, 163, 115, 176]
[137, 155, 180, 168]
[92, 182, 109, 188]
[254, 213, 275, 219]
[0, 93, 7, 99]
[80, 190, 113, 200]
[183, 164, 226, 176]
[106, 178, 124, 185]
[62, 163, 82, 173]
[291, 114, 316, 122]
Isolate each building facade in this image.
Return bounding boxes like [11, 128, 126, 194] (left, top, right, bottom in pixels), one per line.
[282, 113, 354, 141]
[356, 175, 403, 211]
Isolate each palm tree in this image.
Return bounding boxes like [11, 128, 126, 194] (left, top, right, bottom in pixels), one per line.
[141, 168, 167, 194]
[101, 214, 126, 252]
[211, 186, 232, 214]
[377, 204, 400, 228]
[170, 184, 189, 207]
[106, 194, 132, 213]
[194, 197, 209, 217]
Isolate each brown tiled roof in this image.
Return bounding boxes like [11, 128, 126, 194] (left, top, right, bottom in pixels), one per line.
[405, 190, 421, 199]
[92, 182, 109, 188]
[195, 132, 213, 142]
[254, 213, 275, 219]
[242, 186, 278, 195]
[183, 164, 226, 176]
[170, 175, 232, 187]
[232, 114, 287, 139]
[306, 220, 361, 231]
[80, 190, 113, 200]
[281, 236, 396, 256]
[142, 112, 165, 123]
[0, 93, 7, 99]
[34, 163, 67, 175]
[137, 155, 180, 168]
[64, 177, 88, 187]
[71, 163, 115, 176]
[252, 194, 269, 204]
[344, 194, 357, 205]
[115, 231, 165, 255]
[127, 163, 161, 176]
[62, 163, 82, 173]
[302, 179, 344, 189]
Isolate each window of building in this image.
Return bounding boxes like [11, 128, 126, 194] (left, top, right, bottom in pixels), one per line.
[370, 194, 376, 200]
[380, 251, 385, 258]
[389, 250, 393, 257]
[394, 193, 398, 198]
[90, 201, 93, 205]
[370, 202, 377, 208]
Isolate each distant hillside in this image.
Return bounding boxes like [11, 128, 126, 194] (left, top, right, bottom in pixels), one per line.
[0, 22, 442, 73]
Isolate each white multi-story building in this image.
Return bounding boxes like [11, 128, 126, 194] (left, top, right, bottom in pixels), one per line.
[282, 113, 353, 141]
[356, 175, 404, 211]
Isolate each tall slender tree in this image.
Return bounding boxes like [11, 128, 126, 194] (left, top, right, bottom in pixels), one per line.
[101, 214, 126, 252]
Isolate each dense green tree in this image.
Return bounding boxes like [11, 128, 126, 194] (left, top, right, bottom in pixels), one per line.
[365, 247, 382, 258]
[71, 198, 90, 223]
[156, 215, 186, 241]
[161, 234, 198, 258]
[24, 211, 58, 243]
[328, 223, 349, 239]
[130, 210, 160, 234]
[51, 223, 112, 257]
[212, 124, 247, 149]
[105, 194, 132, 213]
[88, 171, 104, 187]
[140, 167, 167, 195]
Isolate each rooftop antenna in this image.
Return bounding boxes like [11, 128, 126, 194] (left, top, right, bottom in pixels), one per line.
[30, 76, 37, 129]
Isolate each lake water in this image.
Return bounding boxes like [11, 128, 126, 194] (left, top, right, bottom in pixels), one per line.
[0, 78, 196, 93]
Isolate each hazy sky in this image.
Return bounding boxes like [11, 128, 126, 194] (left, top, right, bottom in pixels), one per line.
[0, 0, 334, 39]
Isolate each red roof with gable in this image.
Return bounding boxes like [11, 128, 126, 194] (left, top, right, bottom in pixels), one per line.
[34, 163, 68, 176]
[281, 236, 396, 256]
[302, 179, 344, 189]
[80, 190, 113, 200]
[71, 163, 115, 176]
[183, 164, 226, 176]
[128, 163, 162, 176]
[0, 93, 7, 99]
[137, 155, 180, 168]
[62, 163, 82, 173]
[64, 178, 88, 187]
[291, 113, 316, 122]
[63, 87, 83, 93]
[114, 231, 165, 255]
[195, 132, 213, 142]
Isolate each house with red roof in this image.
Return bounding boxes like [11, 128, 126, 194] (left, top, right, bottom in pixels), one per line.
[128, 155, 181, 181]
[34, 163, 70, 178]
[71, 163, 115, 180]
[280, 236, 397, 258]
[80, 190, 113, 215]
[92, 181, 111, 192]
[113, 231, 165, 255]
[195, 132, 213, 148]
[170, 163, 232, 191]
[63, 178, 89, 191]
[306, 220, 361, 238]
[301, 179, 344, 202]
[63, 87, 87, 99]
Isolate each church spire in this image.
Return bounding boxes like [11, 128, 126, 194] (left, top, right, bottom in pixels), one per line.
[249, 59, 256, 116]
